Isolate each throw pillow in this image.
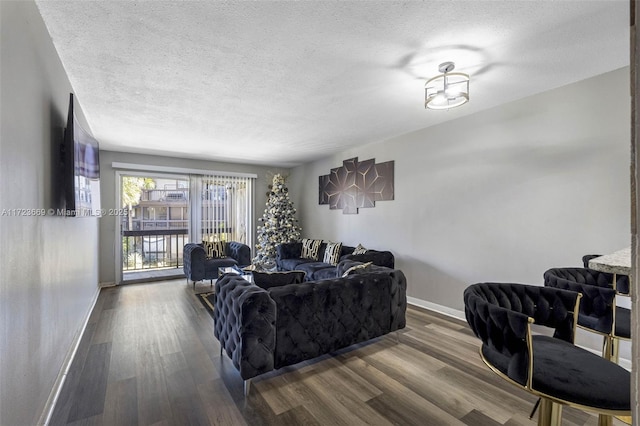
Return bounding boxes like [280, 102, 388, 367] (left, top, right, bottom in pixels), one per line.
[203, 240, 226, 258]
[341, 261, 373, 277]
[301, 238, 322, 260]
[252, 270, 306, 289]
[202, 241, 214, 258]
[323, 242, 343, 266]
[353, 243, 368, 255]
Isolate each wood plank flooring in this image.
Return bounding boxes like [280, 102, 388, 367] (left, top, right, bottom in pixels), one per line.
[49, 279, 627, 426]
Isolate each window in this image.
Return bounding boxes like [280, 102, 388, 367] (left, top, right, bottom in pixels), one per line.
[190, 174, 254, 247]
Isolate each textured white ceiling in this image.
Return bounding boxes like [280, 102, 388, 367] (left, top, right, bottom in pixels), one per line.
[36, 1, 629, 167]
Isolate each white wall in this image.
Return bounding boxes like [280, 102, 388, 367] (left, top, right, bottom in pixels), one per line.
[0, 2, 101, 425]
[98, 150, 288, 285]
[291, 67, 630, 352]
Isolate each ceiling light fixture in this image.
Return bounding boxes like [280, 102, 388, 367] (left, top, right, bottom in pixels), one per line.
[424, 62, 469, 110]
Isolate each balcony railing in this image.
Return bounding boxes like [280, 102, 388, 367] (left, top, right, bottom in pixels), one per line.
[122, 228, 188, 271]
[140, 188, 189, 202]
[125, 220, 188, 231]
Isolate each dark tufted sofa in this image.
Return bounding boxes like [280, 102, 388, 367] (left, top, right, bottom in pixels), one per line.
[183, 242, 251, 285]
[276, 241, 394, 281]
[214, 267, 407, 393]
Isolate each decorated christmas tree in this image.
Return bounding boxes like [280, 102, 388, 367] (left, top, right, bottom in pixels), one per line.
[253, 173, 301, 268]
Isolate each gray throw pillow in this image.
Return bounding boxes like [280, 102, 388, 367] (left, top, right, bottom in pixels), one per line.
[341, 261, 374, 277]
[352, 243, 368, 255]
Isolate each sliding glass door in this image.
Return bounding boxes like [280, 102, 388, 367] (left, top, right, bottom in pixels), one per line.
[119, 173, 190, 283]
[115, 169, 255, 284]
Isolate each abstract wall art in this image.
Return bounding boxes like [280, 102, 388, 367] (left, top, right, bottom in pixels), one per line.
[319, 157, 394, 214]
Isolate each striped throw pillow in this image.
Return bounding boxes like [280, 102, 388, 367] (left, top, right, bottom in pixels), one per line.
[301, 238, 322, 260]
[203, 240, 226, 258]
[323, 242, 343, 265]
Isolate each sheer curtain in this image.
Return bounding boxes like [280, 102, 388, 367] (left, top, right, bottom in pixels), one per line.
[189, 174, 254, 247]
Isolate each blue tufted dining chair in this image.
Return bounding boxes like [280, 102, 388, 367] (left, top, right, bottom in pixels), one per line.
[543, 267, 630, 362]
[464, 282, 630, 426]
[582, 255, 630, 295]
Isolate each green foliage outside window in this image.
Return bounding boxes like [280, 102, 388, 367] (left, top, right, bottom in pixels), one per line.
[122, 176, 156, 208]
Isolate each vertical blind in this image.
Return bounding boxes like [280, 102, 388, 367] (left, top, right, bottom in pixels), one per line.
[190, 174, 254, 246]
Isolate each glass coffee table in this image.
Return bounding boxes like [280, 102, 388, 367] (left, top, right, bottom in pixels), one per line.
[218, 265, 253, 282]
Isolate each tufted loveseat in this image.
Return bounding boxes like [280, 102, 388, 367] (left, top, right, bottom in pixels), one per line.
[213, 266, 407, 394]
[276, 241, 394, 281]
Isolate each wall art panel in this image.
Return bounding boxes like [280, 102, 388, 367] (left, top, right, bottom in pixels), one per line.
[318, 157, 394, 214]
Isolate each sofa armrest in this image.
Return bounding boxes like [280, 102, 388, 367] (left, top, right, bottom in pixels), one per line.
[214, 275, 276, 380]
[226, 241, 251, 266]
[183, 243, 206, 282]
[276, 242, 302, 269]
[388, 269, 407, 331]
[334, 260, 407, 332]
[343, 250, 395, 269]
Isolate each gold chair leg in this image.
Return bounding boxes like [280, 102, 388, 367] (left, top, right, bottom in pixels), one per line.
[538, 398, 562, 426]
[602, 335, 613, 360]
[602, 336, 620, 363]
[610, 337, 620, 364]
[597, 414, 613, 426]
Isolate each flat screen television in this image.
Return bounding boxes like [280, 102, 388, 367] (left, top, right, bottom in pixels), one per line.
[60, 93, 101, 217]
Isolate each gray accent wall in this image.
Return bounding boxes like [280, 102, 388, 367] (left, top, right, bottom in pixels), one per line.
[291, 67, 630, 315]
[1, 2, 100, 425]
[98, 151, 287, 285]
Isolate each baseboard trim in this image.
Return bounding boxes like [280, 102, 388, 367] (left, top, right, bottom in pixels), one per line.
[99, 281, 116, 288]
[407, 296, 465, 321]
[37, 285, 101, 426]
[406, 295, 632, 371]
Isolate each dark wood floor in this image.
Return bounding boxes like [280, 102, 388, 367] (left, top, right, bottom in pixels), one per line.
[49, 279, 625, 426]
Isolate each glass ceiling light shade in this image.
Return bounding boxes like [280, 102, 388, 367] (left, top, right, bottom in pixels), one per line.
[425, 62, 469, 110]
